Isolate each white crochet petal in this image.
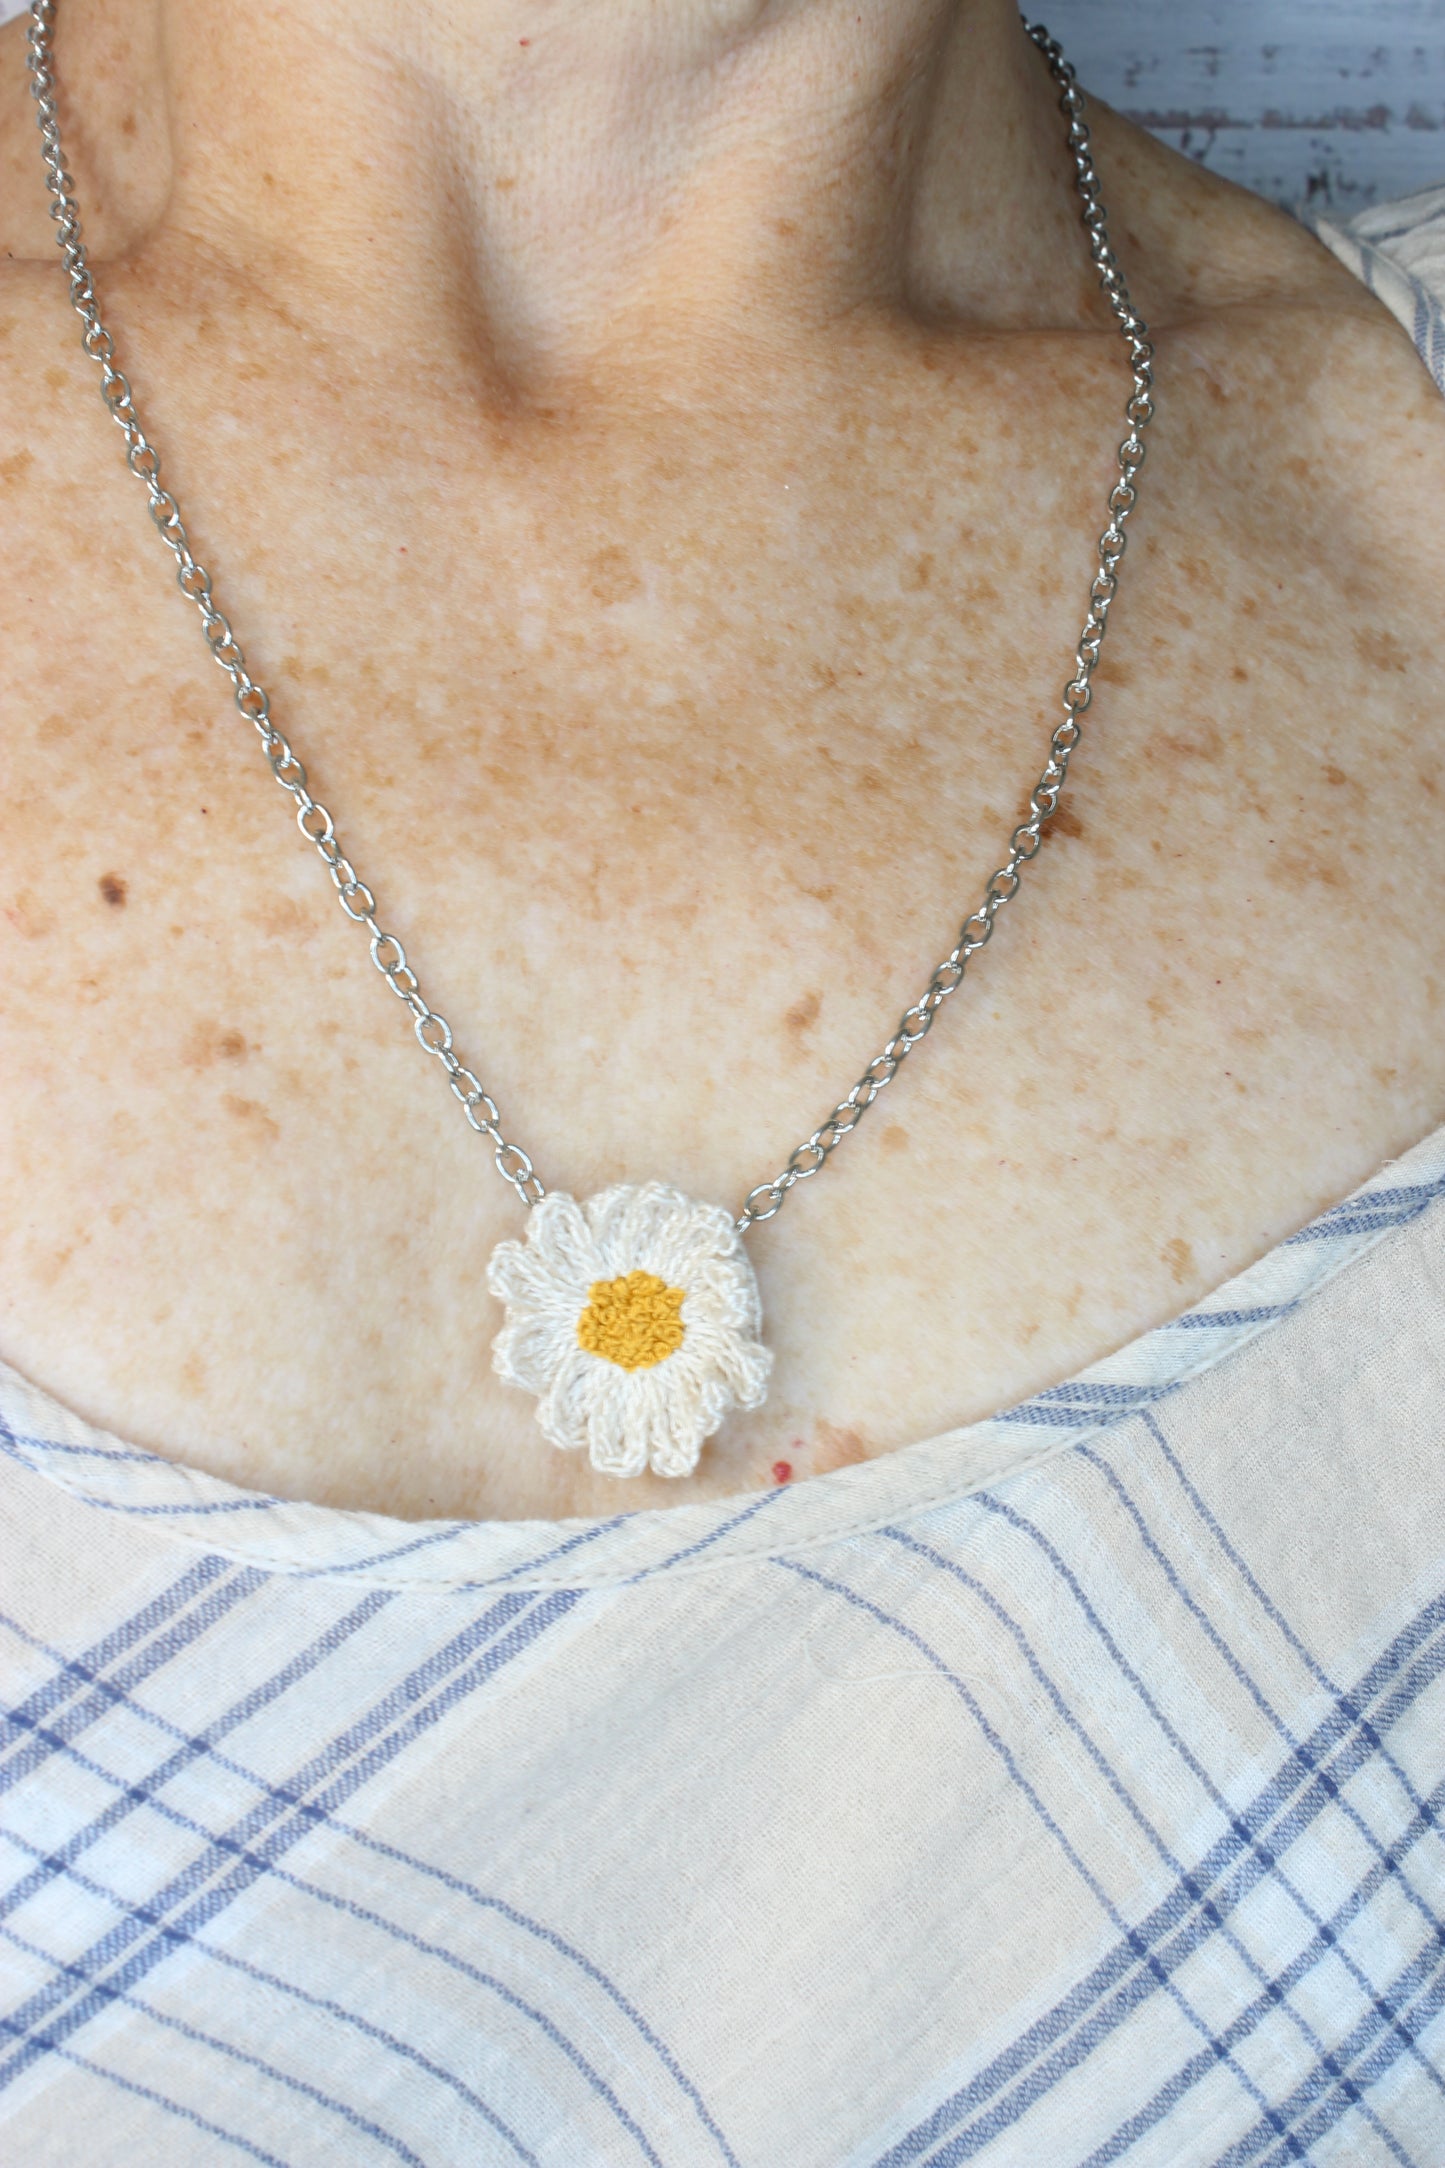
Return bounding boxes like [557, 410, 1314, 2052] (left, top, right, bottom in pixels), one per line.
[585, 1182, 687, 1276]
[534, 1346, 598, 1455]
[680, 1253, 764, 1337]
[646, 1365, 731, 1479]
[523, 1190, 606, 1286]
[579, 1367, 651, 1481]
[490, 1308, 579, 1398]
[645, 1197, 741, 1283]
[486, 1191, 598, 1311]
[679, 1308, 774, 1410]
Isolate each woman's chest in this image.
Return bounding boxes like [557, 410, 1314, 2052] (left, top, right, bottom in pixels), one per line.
[3, 303, 1445, 1518]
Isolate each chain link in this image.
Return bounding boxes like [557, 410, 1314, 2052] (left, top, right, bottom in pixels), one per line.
[25, 0, 545, 1209]
[27, 2, 1151, 1234]
[737, 20, 1156, 1229]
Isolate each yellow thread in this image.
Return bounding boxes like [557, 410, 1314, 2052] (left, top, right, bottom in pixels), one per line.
[577, 1269, 686, 1371]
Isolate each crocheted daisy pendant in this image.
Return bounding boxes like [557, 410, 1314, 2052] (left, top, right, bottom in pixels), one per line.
[486, 1183, 773, 1480]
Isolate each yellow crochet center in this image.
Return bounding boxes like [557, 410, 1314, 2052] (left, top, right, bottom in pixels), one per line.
[577, 1269, 687, 1371]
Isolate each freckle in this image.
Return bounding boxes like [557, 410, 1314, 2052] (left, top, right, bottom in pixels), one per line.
[45, 366, 67, 392]
[1231, 664, 1248, 682]
[0, 449, 35, 487]
[900, 552, 933, 592]
[7, 890, 55, 938]
[98, 872, 127, 907]
[784, 989, 822, 1039]
[1323, 765, 1348, 787]
[1050, 804, 1086, 841]
[588, 544, 642, 606]
[771, 1461, 792, 1484]
[184, 1019, 249, 1068]
[880, 1123, 909, 1153]
[1162, 1235, 1194, 1287]
[813, 1420, 870, 1474]
[222, 1093, 280, 1138]
[1353, 625, 1409, 674]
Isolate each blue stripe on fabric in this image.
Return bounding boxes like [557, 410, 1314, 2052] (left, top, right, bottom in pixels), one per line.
[1282, 1174, 1445, 1245]
[929, 1799, 1442, 2168]
[0, 1589, 679, 2168]
[0, 2017, 291, 2167]
[978, 1489, 1445, 2115]
[0, 1824, 540, 2167]
[779, 1557, 1290, 2150]
[1072, 1781, 1445, 2168]
[877, 1528, 1420, 2168]
[0, 1690, 668, 2168]
[1216, 1931, 1445, 2168]
[1077, 1443, 1445, 2075]
[0, 1414, 276, 1510]
[283, 1520, 483, 1578]
[0, 1565, 266, 1796]
[1144, 1410, 1445, 1838]
[484, 1514, 634, 1585]
[1165, 1305, 1294, 1331]
[0, 1426, 177, 1465]
[993, 1397, 1163, 1432]
[0, 1919, 428, 2168]
[0, 1589, 561, 2085]
[0, 1555, 230, 1745]
[1035, 1384, 1160, 1405]
[867, 1588, 1445, 2167]
[0, 1592, 394, 1932]
[0, 1608, 737, 2167]
[628, 1486, 789, 1580]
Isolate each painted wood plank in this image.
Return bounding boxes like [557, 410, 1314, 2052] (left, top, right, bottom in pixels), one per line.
[1040, 0, 1445, 209]
[3, 0, 1443, 210]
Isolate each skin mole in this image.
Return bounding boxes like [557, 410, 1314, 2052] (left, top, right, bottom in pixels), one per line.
[98, 872, 127, 907]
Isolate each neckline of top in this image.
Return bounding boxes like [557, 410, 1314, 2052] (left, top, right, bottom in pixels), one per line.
[3, 1117, 1443, 1589]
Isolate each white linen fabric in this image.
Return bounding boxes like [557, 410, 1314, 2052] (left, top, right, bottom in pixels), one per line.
[2, 192, 1444, 2168]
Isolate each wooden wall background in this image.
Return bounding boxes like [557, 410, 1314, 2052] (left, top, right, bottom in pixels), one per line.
[3, 0, 1444, 212]
[1044, 0, 1445, 212]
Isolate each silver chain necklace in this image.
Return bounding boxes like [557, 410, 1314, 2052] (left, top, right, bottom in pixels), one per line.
[26, 1, 1154, 1482]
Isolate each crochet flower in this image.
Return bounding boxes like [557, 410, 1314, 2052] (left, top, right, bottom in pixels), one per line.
[486, 1183, 773, 1479]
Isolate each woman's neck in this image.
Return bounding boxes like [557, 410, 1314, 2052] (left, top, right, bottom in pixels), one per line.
[144, 0, 1091, 392]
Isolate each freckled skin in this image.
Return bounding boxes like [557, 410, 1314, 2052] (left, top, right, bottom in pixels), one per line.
[2, 0, 1445, 1521]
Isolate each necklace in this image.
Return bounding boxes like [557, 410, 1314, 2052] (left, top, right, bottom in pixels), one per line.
[26, 3, 1154, 1483]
